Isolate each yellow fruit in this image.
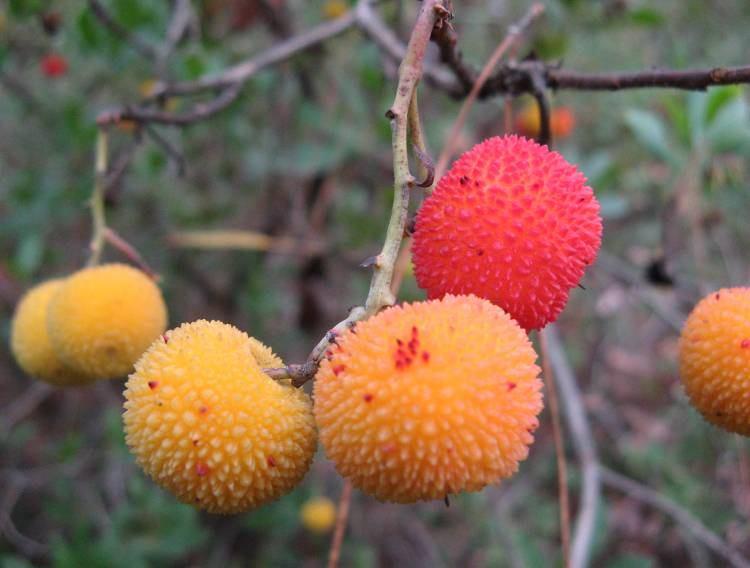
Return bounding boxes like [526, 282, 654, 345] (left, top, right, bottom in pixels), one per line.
[10, 279, 88, 386]
[314, 295, 543, 503]
[679, 288, 750, 435]
[323, 0, 348, 20]
[300, 496, 336, 533]
[48, 263, 167, 380]
[248, 336, 283, 368]
[123, 320, 317, 514]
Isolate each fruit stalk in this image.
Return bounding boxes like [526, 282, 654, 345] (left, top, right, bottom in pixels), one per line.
[87, 128, 109, 267]
[363, 0, 445, 316]
[265, 0, 448, 385]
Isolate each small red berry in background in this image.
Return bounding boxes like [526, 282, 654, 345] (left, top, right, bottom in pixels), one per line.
[40, 53, 68, 78]
[412, 135, 602, 331]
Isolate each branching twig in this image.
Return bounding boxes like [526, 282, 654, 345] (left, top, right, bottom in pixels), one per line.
[151, 11, 359, 98]
[435, 3, 545, 178]
[88, 0, 158, 60]
[543, 324, 601, 568]
[263, 0, 447, 385]
[97, 84, 242, 126]
[601, 467, 750, 568]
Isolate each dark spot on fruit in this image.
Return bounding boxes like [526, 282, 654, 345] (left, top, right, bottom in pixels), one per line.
[396, 338, 404, 347]
[715, 293, 721, 300]
[477, 249, 484, 256]
[333, 364, 346, 376]
[162, 334, 169, 343]
[196, 462, 209, 477]
[192, 438, 200, 446]
[459, 176, 469, 186]
[148, 381, 158, 390]
[716, 411, 724, 417]
[507, 382, 517, 391]
[199, 405, 208, 415]
[363, 393, 374, 403]
[267, 456, 276, 468]
[421, 351, 430, 362]
[741, 339, 750, 349]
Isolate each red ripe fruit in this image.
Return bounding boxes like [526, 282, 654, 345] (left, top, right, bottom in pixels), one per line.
[40, 53, 68, 78]
[412, 135, 602, 330]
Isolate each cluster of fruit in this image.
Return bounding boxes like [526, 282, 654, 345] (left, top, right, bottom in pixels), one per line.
[11, 263, 167, 386]
[11, 134, 747, 515]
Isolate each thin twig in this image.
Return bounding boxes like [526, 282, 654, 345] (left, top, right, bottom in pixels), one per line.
[600, 467, 750, 568]
[153, 10, 359, 97]
[97, 84, 242, 126]
[540, 329, 571, 566]
[435, 3, 545, 178]
[157, 0, 194, 68]
[0, 383, 52, 439]
[548, 65, 750, 91]
[168, 230, 325, 256]
[103, 228, 159, 280]
[327, 480, 353, 568]
[88, 0, 158, 60]
[87, 128, 109, 266]
[143, 125, 186, 175]
[543, 324, 601, 568]
[364, 0, 446, 314]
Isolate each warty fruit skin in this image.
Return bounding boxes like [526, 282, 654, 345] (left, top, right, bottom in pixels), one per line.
[47, 263, 167, 380]
[123, 320, 317, 514]
[314, 294, 543, 503]
[679, 288, 750, 435]
[11, 279, 88, 386]
[412, 135, 602, 330]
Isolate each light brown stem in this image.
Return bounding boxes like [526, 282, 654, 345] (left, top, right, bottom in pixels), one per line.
[87, 129, 109, 266]
[540, 328, 571, 567]
[327, 480, 353, 568]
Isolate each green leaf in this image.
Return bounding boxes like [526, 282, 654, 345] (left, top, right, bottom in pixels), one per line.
[629, 7, 665, 27]
[14, 234, 43, 277]
[705, 85, 744, 124]
[706, 97, 750, 153]
[623, 109, 677, 164]
[77, 9, 102, 50]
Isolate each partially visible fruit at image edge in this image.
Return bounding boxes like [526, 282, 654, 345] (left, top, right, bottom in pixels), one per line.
[679, 287, 750, 435]
[412, 135, 602, 330]
[314, 294, 543, 503]
[11, 279, 87, 386]
[123, 320, 317, 514]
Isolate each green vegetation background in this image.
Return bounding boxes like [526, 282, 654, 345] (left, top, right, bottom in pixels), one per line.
[1, 0, 750, 566]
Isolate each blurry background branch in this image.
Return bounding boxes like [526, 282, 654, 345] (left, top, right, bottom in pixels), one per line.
[95, 1, 750, 128]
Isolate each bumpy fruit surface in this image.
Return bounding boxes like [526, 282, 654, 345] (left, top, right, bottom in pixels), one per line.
[123, 320, 317, 514]
[10, 279, 87, 386]
[679, 288, 750, 435]
[300, 496, 336, 533]
[412, 135, 602, 330]
[47, 263, 167, 380]
[248, 336, 283, 368]
[314, 295, 543, 503]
